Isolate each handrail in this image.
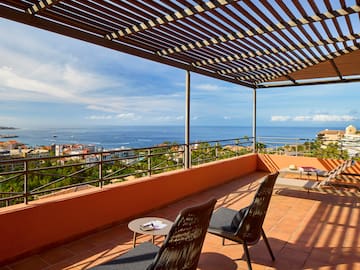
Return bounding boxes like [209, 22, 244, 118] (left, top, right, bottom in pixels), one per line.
[0, 143, 190, 206]
[1, 135, 358, 207]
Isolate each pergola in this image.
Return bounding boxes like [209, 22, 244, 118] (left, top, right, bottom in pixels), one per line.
[1, 0, 360, 165]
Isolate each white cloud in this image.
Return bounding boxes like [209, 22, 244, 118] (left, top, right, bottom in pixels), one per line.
[312, 114, 357, 122]
[224, 116, 232, 120]
[0, 66, 74, 100]
[153, 116, 185, 122]
[88, 113, 183, 123]
[0, 24, 125, 107]
[1, 20, 253, 127]
[0, 39, 185, 123]
[87, 115, 113, 120]
[271, 116, 291, 121]
[86, 104, 120, 113]
[0, 61, 124, 106]
[3, 18, 360, 129]
[116, 113, 141, 120]
[194, 83, 236, 92]
[195, 84, 221, 91]
[271, 114, 358, 122]
[293, 116, 312, 121]
[61, 65, 120, 92]
[0, 116, 16, 123]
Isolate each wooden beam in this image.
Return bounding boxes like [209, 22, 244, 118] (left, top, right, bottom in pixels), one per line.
[157, 4, 360, 57]
[0, 5, 254, 89]
[330, 59, 343, 80]
[106, 0, 238, 40]
[258, 77, 360, 88]
[26, 0, 61, 15]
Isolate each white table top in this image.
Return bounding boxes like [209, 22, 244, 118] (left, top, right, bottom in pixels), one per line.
[128, 217, 173, 236]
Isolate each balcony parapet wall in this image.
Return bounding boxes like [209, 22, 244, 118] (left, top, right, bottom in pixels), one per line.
[0, 154, 257, 264]
[257, 154, 360, 174]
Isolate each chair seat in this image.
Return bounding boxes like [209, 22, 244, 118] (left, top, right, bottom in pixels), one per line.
[208, 207, 237, 239]
[91, 198, 217, 270]
[207, 172, 279, 270]
[91, 242, 159, 270]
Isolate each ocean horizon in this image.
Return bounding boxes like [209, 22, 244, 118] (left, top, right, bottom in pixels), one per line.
[0, 125, 345, 149]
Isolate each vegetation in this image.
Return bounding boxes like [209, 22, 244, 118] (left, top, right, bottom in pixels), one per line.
[306, 140, 349, 159]
[256, 138, 352, 160]
[0, 137, 356, 207]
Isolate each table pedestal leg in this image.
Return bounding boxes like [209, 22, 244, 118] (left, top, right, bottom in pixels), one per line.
[133, 232, 137, 248]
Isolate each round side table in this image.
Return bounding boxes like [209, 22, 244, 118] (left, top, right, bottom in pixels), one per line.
[128, 217, 173, 247]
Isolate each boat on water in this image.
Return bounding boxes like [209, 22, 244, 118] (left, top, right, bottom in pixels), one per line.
[0, 134, 18, 138]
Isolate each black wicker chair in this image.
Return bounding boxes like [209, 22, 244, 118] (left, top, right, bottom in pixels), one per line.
[91, 198, 217, 270]
[207, 172, 279, 270]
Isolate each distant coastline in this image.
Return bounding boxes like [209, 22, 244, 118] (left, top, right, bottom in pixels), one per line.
[0, 127, 18, 139]
[0, 126, 17, 130]
[0, 134, 18, 139]
[0, 125, 330, 150]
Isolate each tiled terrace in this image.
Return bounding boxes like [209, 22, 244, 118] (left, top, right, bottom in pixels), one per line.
[2, 171, 359, 270]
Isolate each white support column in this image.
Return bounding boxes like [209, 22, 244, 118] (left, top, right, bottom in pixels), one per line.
[185, 71, 191, 168]
[253, 87, 257, 153]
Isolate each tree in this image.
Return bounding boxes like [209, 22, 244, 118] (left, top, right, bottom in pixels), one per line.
[256, 142, 266, 152]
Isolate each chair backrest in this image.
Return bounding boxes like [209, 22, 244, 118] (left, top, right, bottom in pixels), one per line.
[234, 172, 279, 245]
[147, 198, 217, 270]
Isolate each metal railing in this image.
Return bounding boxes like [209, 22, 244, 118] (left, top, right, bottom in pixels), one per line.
[190, 138, 253, 165]
[0, 137, 253, 207]
[256, 136, 313, 156]
[1, 136, 359, 207]
[257, 136, 360, 159]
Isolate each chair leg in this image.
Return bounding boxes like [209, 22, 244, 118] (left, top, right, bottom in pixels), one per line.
[261, 228, 275, 261]
[242, 242, 252, 270]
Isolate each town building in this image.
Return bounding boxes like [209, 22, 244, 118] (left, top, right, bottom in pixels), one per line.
[318, 125, 360, 157]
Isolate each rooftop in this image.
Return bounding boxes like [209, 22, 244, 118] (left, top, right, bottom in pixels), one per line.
[2, 170, 358, 270]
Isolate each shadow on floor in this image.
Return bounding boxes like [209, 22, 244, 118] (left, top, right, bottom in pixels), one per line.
[197, 252, 237, 270]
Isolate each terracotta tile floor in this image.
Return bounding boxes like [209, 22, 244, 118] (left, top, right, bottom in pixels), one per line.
[2, 172, 359, 270]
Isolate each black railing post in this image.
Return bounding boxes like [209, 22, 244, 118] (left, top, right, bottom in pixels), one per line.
[252, 87, 257, 153]
[99, 153, 103, 188]
[340, 140, 344, 159]
[184, 70, 191, 169]
[148, 149, 152, 176]
[215, 142, 219, 160]
[23, 159, 28, 204]
[235, 139, 239, 156]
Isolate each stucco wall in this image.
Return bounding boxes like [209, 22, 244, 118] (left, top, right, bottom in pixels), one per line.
[257, 154, 360, 174]
[0, 153, 257, 264]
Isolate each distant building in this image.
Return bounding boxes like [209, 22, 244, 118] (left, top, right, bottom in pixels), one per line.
[55, 144, 63, 156]
[54, 144, 99, 157]
[0, 140, 30, 157]
[345, 125, 357, 135]
[342, 125, 360, 157]
[0, 149, 10, 157]
[317, 129, 344, 144]
[318, 125, 360, 157]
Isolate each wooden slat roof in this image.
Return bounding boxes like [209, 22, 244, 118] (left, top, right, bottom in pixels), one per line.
[1, 0, 360, 89]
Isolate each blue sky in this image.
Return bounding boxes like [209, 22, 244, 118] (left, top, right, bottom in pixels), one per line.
[0, 18, 359, 129]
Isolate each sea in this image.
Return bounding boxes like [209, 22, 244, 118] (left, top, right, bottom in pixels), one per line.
[0, 126, 342, 150]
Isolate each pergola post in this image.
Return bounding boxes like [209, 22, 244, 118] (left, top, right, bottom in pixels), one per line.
[253, 87, 257, 153]
[184, 70, 191, 169]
